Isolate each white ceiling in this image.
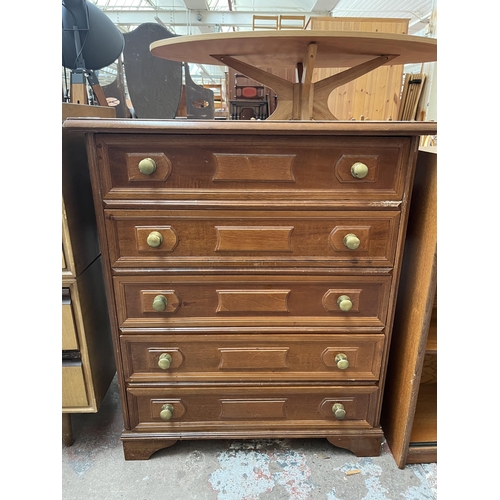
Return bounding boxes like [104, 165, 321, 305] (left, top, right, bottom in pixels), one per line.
[94, 0, 436, 36]
[83, 1, 437, 86]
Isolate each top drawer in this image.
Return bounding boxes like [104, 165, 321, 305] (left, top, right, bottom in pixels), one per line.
[95, 134, 411, 206]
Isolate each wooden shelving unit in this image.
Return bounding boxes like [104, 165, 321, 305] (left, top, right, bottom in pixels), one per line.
[62, 103, 116, 445]
[409, 302, 437, 452]
[381, 147, 437, 468]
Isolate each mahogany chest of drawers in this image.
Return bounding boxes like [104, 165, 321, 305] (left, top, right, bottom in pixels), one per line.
[64, 118, 437, 460]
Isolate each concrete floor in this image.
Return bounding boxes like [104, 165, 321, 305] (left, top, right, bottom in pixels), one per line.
[62, 376, 437, 500]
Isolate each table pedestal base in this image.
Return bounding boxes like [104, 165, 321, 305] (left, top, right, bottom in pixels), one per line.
[212, 49, 397, 120]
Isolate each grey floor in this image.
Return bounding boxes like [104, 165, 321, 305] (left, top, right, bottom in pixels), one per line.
[62, 376, 437, 500]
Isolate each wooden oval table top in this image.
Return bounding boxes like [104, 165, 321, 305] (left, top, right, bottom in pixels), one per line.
[150, 30, 437, 69]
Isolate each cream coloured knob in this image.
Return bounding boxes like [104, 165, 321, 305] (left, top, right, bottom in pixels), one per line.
[138, 158, 157, 175]
[351, 162, 369, 179]
[152, 295, 168, 312]
[147, 231, 163, 248]
[335, 353, 350, 370]
[343, 233, 360, 250]
[160, 403, 174, 421]
[158, 353, 172, 369]
[337, 295, 353, 312]
[332, 403, 346, 420]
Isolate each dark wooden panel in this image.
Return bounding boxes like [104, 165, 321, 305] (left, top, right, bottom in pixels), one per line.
[101, 60, 131, 119]
[123, 23, 182, 119]
[184, 62, 214, 119]
[62, 103, 115, 278]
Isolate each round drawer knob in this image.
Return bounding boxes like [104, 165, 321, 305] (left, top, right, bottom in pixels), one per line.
[343, 233, 360, 250]
[332, 403, 346, 420]
[138, 158, 157, 175]
[147, 231, 163, 248]
[335, 353, 350, 370]
[350, 162, 369, 179]
[158, 353, 173, 370]
[337, 295, 353, 312]
[160, 403, 174, 421]
[152, 295, 168, 312]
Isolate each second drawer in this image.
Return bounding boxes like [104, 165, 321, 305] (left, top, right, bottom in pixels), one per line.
[104, 209, 401, 268]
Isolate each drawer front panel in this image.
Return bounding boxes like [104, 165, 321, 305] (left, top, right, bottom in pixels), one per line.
[62, 362, 89, 408]
[121, 334, 385, 382]
[114, 275, 392, 328]
[62, 289, 79, 350]
[96, 135, 409, 202]
[127, 386, 380, 431]
[105, 210, 400, 268]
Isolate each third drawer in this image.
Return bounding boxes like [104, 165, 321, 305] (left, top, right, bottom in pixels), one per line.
[114, 274, 392, 328]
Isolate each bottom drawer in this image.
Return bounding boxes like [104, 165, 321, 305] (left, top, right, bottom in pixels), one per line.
[127, 385, 379, 432]
[62, 361, 88, 407]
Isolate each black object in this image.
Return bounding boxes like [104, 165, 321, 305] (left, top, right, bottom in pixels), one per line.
[184, 62, 214, 119]
[62, 0, 124, 71]
[123, 23, 182, 119]
[62, 0, 124, 104]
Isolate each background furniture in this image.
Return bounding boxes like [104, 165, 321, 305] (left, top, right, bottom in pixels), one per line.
[64, 118, 436, 460]
[62, 103, 116, 446]
[232, 17, 409, 120]
[150, 30, 437, 120]
[234, 73, 266, 100]
[229, 99, 269, 120]
[101, 57, 132, 118]
[122, 23, 182, 119]
[252, 15, 307, 31]
[227, 69, 277, 115]
[202, 78, 227, 118]
[398, 73, 427, 121]
[381, 147, 437, 468]
[184, 62, 215, 119]
[230, 73, 270, 120]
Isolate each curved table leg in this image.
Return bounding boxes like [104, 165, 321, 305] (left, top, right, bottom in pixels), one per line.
[211, 53, 399, 121]
[312, 55, 398, 120]
[211, 54, 294, 120]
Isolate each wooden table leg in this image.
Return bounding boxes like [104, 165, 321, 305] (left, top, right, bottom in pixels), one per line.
[211, 53, 399, 121]
[210, 54, 295, 120]
[312, 55, 398, 120]
[62, 413, 74, 446]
